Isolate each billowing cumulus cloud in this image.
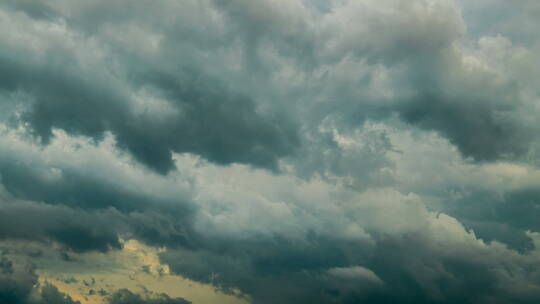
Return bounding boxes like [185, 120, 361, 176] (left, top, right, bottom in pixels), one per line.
[1, 0, 540, 303]
[0, 253, 81, 304]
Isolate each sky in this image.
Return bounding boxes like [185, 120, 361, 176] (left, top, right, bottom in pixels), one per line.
[1, 0, 540, 303]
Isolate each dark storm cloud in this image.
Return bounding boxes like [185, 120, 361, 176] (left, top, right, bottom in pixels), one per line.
[123, 68, 298, 173]
[0, 199, 122, 252]
[0, 194, 195, 253]
[0, 4, 299, 174]
[211, 0, 539, 164]
[0, 142, 195, 252]
[159, 236, 374, 304]
[303, 6, 534, 164]
[0, 0, 537, 170]
[0, 152, 194, 215]
[388, 41, 535, 163]
[443, 187, 540, 252]
[0, 149, 195, 251]
[1, 1, 540, 304]
[106, 289, 191, 304]
[397, 87, 529, 162]
[161, 228, 540, 304]
[0, 50, 298, 174]
[0, 253, 80, 304]
[36, 283, 82, 304]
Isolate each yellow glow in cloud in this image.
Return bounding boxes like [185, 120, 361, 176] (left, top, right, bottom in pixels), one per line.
[37, 240, 249, 304]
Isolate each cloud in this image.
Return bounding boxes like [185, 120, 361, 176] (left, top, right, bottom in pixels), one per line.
[0, 253, 81, 304]
[1, 1, 540, 304]
[106, 289, 191, 304]
[156, 158, 540, 303]
[327, 266, 383, 284]
[0, 2, 299, 174]
[0, 199, 123, 252]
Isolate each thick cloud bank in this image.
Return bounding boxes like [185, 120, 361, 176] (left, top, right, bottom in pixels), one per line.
[0, 253, 80, 304]
[1, 0, 540, 303]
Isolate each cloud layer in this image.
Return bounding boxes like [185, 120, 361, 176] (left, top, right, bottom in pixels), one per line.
[1, 0, 540, 303]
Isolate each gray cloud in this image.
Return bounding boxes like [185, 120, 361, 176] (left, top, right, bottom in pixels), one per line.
[0, 200, 122, 252]
[0, 53, 297, 174]
[0, 2, 299, 174]
[106, 289, 190, 304]
[160, 225, 540, 304]
[1, 1, 540, 304]
[1, 0, 538, 169]
[0, 253, 81, 304]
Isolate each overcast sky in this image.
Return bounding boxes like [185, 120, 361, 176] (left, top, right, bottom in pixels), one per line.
[1, 1, 540, 303]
